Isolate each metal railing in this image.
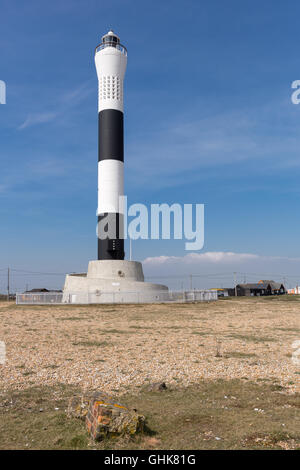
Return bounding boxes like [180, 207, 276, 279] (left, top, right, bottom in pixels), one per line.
[95, 42, 127, 56]
[16, 293, 63, 305]
[16, 290, 218, 305]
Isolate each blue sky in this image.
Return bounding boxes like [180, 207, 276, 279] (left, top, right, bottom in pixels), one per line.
[1, 0, 300, 291]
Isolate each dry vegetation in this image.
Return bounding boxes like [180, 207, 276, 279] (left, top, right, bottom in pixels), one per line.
[0, 297, 299, 449]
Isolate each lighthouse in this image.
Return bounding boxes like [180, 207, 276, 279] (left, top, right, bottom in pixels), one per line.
[95, 31, 127, 260]
[63, 30, 168, 303]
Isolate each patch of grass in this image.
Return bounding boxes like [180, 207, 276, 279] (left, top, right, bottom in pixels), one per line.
[262, 295, 300, 302]
[244, 430, 297, 449]
[58, 317, 84, 321]
[72, 340, 111, 347]
[227, 333, 276, 343]
[22, 371, 35, 376]
[68, 434, 88, 449]
[275, 327, 300, 333]
[163, 326, 182, 330]
[99, 329, 130, 335]
[270, 384, 285, 391]
[129, 326, 152, 330]
[268, 430, 296, 443]
[0, 380, 299, 450]
[225, 351, 257, 359]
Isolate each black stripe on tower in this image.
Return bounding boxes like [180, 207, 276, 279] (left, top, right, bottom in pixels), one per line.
[98, 109, 124, 261]
[98, 109, 123, 162]
[97, 213, 124, 260]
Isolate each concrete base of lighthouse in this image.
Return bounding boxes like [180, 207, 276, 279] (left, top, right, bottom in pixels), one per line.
[62, 260, 169, 304]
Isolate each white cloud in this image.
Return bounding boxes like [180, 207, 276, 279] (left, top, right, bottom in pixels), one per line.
[19, 112, 58, 129]
[18, 82, 93, 130]
[61, 82, 93, 106]
[142, 251, 300, 289]
[143, 251, 260, 266]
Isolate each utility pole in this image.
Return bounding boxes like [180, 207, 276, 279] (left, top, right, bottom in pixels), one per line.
[129, 237, 132, 261]
[234, 272, 237, 297]
[189, 274, 193, 290]
[7, 267, 9, 301]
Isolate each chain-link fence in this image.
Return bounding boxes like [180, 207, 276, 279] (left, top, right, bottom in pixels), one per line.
[16, 293, 63, 305]
[16, 290, 218, 305]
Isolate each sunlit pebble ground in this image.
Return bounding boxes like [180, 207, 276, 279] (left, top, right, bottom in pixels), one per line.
[0, 300, 299, 394]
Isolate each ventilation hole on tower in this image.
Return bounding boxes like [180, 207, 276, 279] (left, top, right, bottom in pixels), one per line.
[118, 270, 125, 278]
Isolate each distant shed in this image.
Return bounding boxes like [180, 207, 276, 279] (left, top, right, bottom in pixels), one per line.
[25, 288, 50, 293]
[24, 288, 62, 293]
[236, 280, 285, 297]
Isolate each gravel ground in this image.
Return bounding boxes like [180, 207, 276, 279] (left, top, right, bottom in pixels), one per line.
[0, 299, 299, 393]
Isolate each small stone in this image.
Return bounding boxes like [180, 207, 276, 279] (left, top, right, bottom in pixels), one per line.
[147, 382, 167, 392]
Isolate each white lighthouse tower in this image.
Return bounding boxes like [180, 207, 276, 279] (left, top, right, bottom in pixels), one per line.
[95, 31, 126, 261]
[63, 30, 168, 303]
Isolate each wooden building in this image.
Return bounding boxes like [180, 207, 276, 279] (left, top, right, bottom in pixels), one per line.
[235, 280, 285, 297]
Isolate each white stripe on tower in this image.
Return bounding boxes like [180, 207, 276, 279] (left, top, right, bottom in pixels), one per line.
[94, 31, 127, 260]
[97, 160, 124, 214]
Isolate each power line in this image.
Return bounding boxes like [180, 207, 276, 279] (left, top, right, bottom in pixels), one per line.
[1, 267, 300, 278]
[7, 267, 9, 301]
[11, 269, 68, 275]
